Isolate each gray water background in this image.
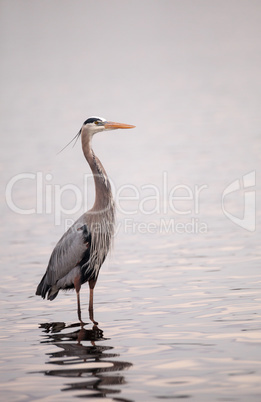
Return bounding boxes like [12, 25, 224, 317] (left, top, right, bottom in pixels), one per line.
[0, 1, 261, 401]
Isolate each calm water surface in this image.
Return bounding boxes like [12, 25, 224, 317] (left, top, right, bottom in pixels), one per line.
[1, 1, 261, 401]
[1, 201, 261, 401]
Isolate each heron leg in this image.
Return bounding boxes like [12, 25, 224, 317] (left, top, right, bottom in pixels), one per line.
[74, 276, 85, 326]
[88, 280, 98, 325]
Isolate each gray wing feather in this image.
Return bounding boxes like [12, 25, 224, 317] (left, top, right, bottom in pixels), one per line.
[44, 216, 89, 285]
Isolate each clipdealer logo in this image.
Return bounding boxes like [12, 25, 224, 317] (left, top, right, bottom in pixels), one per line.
[221, 171, 256, 232]
[5, 170, 256, 233]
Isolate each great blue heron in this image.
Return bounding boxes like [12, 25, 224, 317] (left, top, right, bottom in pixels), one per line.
[36, 116, 135, 324]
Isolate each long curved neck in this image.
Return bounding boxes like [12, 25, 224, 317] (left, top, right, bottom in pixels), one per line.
[81, 132, 112, 212]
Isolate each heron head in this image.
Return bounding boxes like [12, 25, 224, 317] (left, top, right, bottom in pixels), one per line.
[82, 116, 135, 136]
[58, 117, 135, 154]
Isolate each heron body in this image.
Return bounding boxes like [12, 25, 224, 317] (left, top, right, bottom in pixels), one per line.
[36, 117, 135, 324]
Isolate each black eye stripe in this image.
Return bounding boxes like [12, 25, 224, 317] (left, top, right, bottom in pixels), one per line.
[84, 117, 102, 125]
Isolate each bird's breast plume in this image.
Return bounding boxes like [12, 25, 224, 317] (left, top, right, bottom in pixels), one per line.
[57, 129, 81, 155]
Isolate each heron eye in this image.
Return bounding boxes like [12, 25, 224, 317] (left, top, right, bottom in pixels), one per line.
[95, 121, 99, 125]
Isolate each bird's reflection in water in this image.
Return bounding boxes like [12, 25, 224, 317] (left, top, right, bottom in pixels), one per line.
[38, 322, 133, 400]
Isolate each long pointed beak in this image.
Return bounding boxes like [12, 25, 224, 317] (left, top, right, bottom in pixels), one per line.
[104, 121, 135, 130]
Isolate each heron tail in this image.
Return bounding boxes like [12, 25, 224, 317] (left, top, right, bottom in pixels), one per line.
[47, 286, 59, 301]
[36, 273, 59, 301]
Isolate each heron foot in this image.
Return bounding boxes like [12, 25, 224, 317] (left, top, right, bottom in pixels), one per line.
[90, 318, 98, 325]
